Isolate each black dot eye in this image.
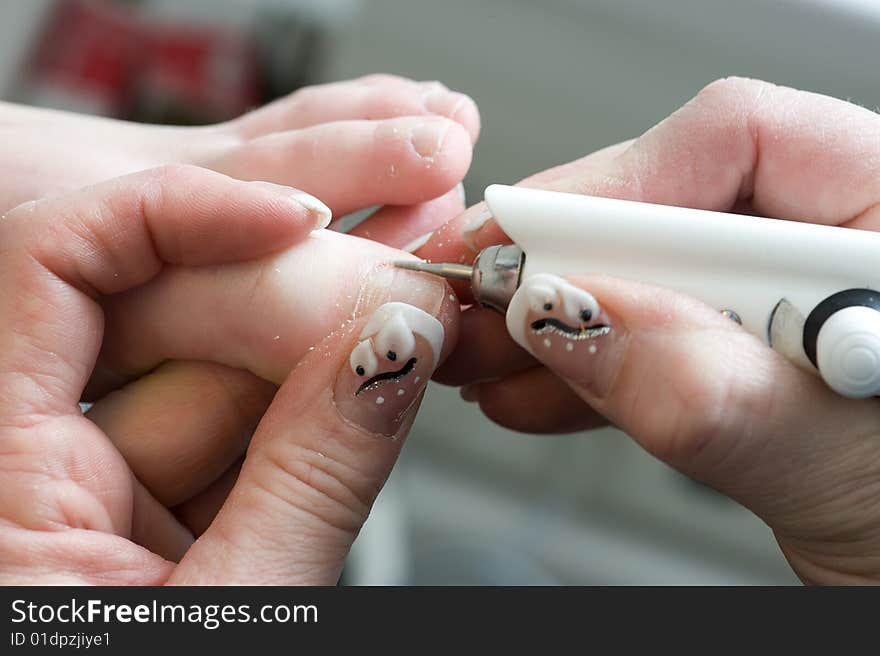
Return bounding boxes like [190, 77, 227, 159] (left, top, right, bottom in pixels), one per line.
[387, 350, 397, 361]
[543, 303, 553, 311]
[580, 309, 592, 322]
[355, 366, 365, 376]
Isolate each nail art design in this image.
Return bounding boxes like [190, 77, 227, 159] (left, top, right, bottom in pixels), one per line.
[506, 274, 624, 397]
[334, 302, 443, 437]
[505, 273, 613, 375]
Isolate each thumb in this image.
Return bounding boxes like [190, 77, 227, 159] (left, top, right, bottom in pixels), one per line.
[502, 273, 880, 535]
[169, 292, 457, 585]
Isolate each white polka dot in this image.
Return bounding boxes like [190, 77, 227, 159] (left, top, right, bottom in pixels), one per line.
[397, 388, 405, 396]
[414, 376, 421, 384]
[543, 338, 552, 348]
[376, 396, 385, 405]
[588, 344, 597, 354]
[565, 342, 574, 352]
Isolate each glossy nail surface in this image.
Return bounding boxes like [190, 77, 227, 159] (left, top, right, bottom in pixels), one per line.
[506, 273, 624, 398]
[334, 302, 444, 437]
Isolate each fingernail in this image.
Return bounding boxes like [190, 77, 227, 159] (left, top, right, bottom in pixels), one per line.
[411, 121, 450, 159]
[334, 302, 444, 437]
[422, 89, 477, 142]
[461, 203, 494, 251]
[251, 181, 332, 229]
[455, 182, 466, 205]
[505, 273, 626, 398]
[402, 231, 434, 253]
[353, 263, 447, 319]
[290, 190, 333, 229]
[460, 384, 480, 403]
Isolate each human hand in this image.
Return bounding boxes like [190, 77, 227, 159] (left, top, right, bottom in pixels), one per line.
[0, 73, 479, 248]
[415, 78, 880, 584]
[0, 73, 474, 557]
[0, 165, 457, 584]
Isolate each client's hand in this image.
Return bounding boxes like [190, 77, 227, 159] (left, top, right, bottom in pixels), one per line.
[0, 74, 479, 248]
[0, 166, 457, 584]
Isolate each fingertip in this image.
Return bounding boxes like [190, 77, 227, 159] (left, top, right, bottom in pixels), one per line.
[423, 88, 481, 144]
[408, 119, 474, 202]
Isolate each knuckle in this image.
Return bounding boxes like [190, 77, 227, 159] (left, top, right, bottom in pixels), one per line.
[694, 76, 774, 115]
[147, 163, 204, 188]
[254, 439, 374, 536]
[623, 330, 757, 468]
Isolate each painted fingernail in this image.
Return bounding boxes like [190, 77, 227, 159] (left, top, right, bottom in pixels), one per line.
[461, 203, 494, 251]
[411, 121, 450, 159]
[251, 181, 332, 229]
[402, 231, 433, 253]
[455, 182, 466, 205]
[290, 190, 333, 229]
[334, 302, 444, 437]
[505, 274, 625, 398]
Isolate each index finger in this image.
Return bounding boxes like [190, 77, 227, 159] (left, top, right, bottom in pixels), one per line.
[0, 165, 327, 419]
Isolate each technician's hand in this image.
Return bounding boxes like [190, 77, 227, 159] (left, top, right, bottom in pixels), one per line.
[415, 77, 880, 584]
[0, 166, 457, 584]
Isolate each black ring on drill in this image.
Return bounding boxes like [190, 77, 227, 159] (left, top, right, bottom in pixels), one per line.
[803, 288, 880, 367]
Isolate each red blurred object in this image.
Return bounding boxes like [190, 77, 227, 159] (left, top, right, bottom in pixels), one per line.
[134, 19, 262, 124]
[23, 0, 139, 115]
[19, 0, 262, 123]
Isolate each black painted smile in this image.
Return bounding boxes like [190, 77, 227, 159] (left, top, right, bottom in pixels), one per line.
[357, 357, 417, 395]
[530, 318, 611, 340]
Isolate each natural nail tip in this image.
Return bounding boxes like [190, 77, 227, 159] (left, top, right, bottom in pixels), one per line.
[291, 191, 332, 229]
[456, 182, 466, 205]
[402, 231, 434, 253]
[461, 206, 493, 251]
[411, 122, 449, 159]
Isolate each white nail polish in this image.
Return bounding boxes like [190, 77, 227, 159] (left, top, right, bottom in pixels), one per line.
[456, 182, 466, 205]
[359, 302, 443, 364]
[402, 231, 434, 253]
[462, 207, 493, 251]
[464, 207, 492, 233]
[336, 302, 445, 437]
[505, 273, 605, 353]
[289, 190, 332, 229]
[250, 181, 332, 229]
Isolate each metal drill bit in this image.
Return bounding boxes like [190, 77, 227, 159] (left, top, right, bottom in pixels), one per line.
[393, 260, 473, 281]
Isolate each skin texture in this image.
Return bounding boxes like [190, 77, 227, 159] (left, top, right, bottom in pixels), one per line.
[416, 78, 880, 584]
[0, 74, 477, 584]
[0, 166, 459, 585]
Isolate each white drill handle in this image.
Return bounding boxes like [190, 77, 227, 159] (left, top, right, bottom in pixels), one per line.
[484, 184, 880, 397]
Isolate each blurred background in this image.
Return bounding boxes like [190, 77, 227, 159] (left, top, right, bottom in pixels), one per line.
[4, 0, 879, 584]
